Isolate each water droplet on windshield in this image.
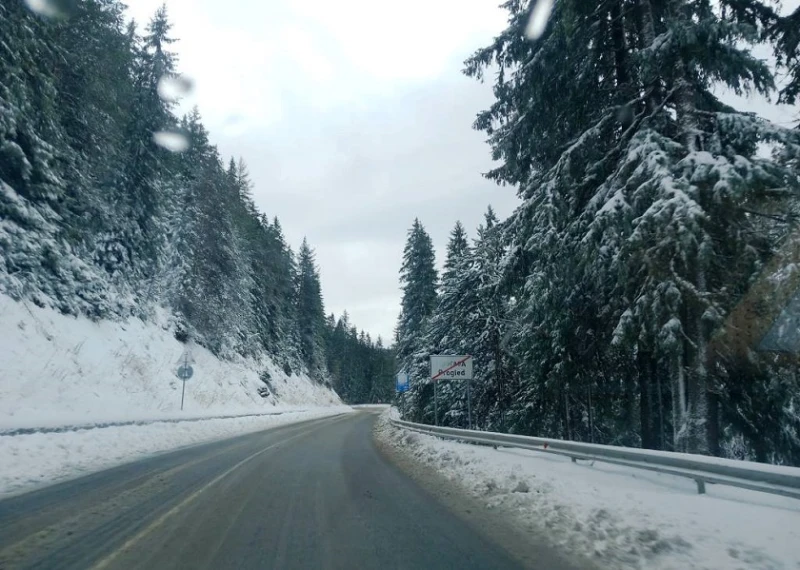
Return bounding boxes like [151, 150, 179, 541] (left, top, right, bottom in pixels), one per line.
[24, 0, 75, 19]
[153, 130, 190, 153]
[525, 0, 554, 40]
[157, 75, 194, 103]
[221, 114, 249, 137]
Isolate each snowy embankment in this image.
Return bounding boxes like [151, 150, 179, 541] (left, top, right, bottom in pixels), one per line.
[0, 294, 349, 496]
[0, 408, 349, 498]
[376, 410, 800, 570]
[0, 293, 342, 429]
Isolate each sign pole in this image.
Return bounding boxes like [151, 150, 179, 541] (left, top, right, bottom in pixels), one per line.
[434, 380, 439, 426]
[467, 376, 472, 430]
[176, 351, 194, 411]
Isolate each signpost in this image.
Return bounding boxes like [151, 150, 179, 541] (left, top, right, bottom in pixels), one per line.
[176, 350, 195, 411]
[429, 355, 474, 428]
[396, 372, 410, 419]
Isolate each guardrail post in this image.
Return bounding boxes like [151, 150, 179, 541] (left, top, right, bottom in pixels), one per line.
[695, 479, 706, 494]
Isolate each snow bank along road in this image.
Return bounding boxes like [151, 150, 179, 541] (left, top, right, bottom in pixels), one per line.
[377, 414, 800, 570]
[0, 411, 574, 570]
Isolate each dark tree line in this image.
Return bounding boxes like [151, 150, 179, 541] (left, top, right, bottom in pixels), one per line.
[396, 0, 800, 465]
[325, 312, 395, 404]
[0, 1, 388, 394]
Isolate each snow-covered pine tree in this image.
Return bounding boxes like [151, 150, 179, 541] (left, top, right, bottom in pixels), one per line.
[426, 221, 470, 356]
[422, 221, 471, 426]
[396, 219, 439, 422]
[464, 0, 800, 458]
[770, 4, 800, 107]
[0, 0, 122, 316]
[116, 6, 180, 288]
[295, 238, 326, 375]
[1, 0, 382, 396]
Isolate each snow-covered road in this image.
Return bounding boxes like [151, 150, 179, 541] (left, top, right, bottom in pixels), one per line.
[375, 411, 800, 570]
[0, 406, 351, 498]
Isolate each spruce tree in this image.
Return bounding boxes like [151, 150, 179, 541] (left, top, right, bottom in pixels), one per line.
[396, 219, 439, 421]
[460, 0, 800, 457]
[295, 238, 325, 374]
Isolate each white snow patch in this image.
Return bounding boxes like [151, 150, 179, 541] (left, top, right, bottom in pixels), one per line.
[0, 293, 350, 495]
[0, 294, 342, 430]
[0, 408, 351, 497]
[376, 412, 800, 570]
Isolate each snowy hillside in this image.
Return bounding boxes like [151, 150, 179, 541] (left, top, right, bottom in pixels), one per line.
[0, 294, 342, 431]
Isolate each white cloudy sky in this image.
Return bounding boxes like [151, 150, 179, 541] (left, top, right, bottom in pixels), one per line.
[125, 0, 798, 342]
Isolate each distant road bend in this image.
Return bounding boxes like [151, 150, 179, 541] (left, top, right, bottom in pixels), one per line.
[0, 411, 572, 570]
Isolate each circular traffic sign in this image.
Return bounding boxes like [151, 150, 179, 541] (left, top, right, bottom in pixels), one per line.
[177, 365, 194, 381]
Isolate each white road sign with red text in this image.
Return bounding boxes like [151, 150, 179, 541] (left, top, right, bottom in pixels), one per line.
[430, 355, 473, 382]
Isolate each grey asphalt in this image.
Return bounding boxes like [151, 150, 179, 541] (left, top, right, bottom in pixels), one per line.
[0, 412, 527, 570]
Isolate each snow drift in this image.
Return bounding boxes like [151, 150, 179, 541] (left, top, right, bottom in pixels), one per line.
[0, 293, 342, 430]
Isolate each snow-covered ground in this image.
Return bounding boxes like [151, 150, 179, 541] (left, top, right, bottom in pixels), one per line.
[0, 293, 341, 430]
[0, 407, 350, 498]
[376, 410, 800, 570]
[0, 294, 350, 496]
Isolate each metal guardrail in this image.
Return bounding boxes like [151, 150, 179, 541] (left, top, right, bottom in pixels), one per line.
[390, 418, 800, 500]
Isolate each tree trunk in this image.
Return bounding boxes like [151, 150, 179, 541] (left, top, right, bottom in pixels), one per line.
[638, 349, 654, 449]
[684, 264, 710, 455]
[672, 340, 687, 451]
[636, 0, 662, 114]
[707, 389, 720, 456]
[563, 383, 572, 440]
[656, 359, 667, 450]
[588, 383, 595, 443]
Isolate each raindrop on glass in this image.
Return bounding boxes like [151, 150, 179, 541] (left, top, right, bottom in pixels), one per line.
[525, 0, 554, 40]
[153, 130, 190, 153]
[24, 0, 75, 19]
[157, 75, 194, 103]
[221, 114, 249, 137]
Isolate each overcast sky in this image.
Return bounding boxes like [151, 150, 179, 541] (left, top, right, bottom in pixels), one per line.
[126, 0, 799, 343]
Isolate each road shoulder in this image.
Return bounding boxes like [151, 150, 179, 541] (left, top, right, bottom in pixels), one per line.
[372, 412, 595, 570]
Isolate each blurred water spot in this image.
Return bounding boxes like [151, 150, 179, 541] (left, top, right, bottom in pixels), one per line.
[153, 131, 190, 153]
[221, 114, 249, 137]
[24, 0, 76, 19]
[525, 0, 554, 40]
[157, 75, 194, 103]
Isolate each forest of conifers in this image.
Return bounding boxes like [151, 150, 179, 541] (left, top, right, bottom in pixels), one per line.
[0, 1, 394, 404]
[394, 0, 800, 465]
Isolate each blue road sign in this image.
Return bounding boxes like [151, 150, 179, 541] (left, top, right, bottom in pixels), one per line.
[396, 373, 410, 393]
[177, 365, 194, 381]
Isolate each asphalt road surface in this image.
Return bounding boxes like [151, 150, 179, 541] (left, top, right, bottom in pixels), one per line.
[0, 412, 531, 570]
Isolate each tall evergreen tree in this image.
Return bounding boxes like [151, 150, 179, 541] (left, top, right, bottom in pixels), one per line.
[395, 219, 439, 421]
[398, 0, 800, 461]
[295, 238, 325, 373]
[771, 5, 800, 107]
[396, 219, 438, 362]
[1, 0, 376, 399]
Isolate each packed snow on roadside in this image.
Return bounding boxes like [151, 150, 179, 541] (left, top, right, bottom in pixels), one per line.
[0, 407, 351, 498]
[376, 411, 800, 570]
[0, 294, 351, 496]
[0, 293, 342, 431]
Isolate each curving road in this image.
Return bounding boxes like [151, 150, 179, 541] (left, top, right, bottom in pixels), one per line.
[0, 412, 532, 570]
